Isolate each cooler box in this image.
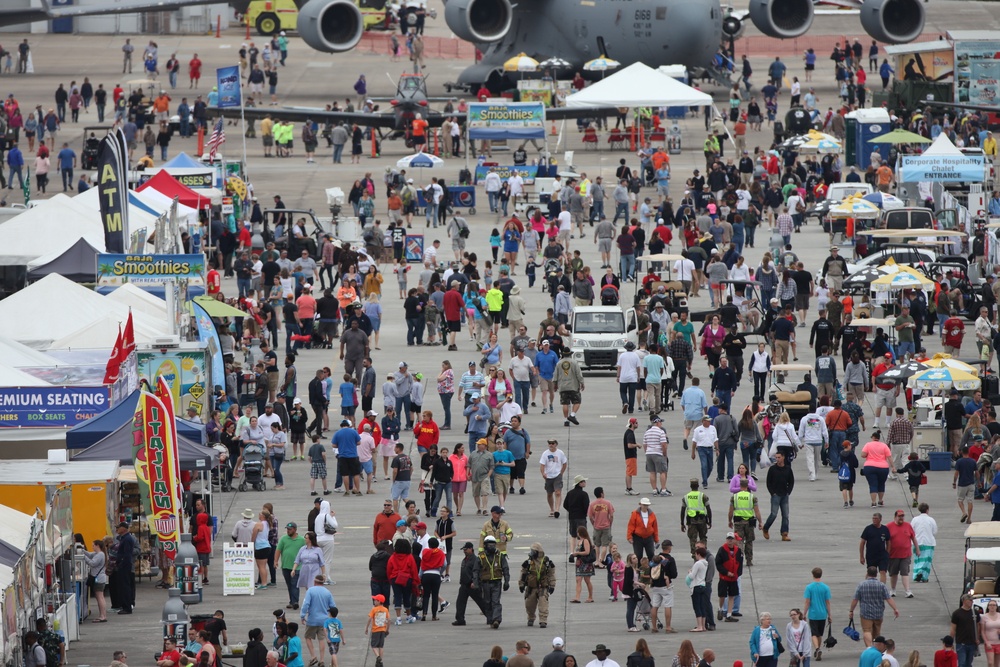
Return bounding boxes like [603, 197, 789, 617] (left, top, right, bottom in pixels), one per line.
[928, 451, 953, 472]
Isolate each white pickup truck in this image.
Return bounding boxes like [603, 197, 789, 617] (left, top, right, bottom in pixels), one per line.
[569, 306, 638, 371]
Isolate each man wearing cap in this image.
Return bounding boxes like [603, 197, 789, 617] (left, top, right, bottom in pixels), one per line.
[453, 541, 488, 625]
[643, 416, 671, 497]
[393, 363, 414, 429]
[715, 532, 743, 623]
[555, 354, 585, 427]
[563, 475, 590, 537]
[872, 353, 898, 430]
[859, 636, 888, 667]
[728, 477, 762, 565]
[626, 498, 659, 560]
[648, 539, 678, 634]
[535, 340, 559, 415]
[691, 415, 718, 490]
[465, 392, 492, 448]
[300, 574, 336, 664]
[503, 415, 532, 496]
[275, 522, 306, 609]
[468, 439, 495, 515]
[586, 644, 621, 667]
[540, 439, 569, 518]
[481, 505, 514, 553]
[822, 246, 848, 293]
[110, 521, 137, 614]
[473, 534, 510, 629]
[681, 478, 712, 557]
[849, 566, 898, 647]
[541, 638, 567, 667]
[886, 407, 914, 481]
[951, 594, 979, 667]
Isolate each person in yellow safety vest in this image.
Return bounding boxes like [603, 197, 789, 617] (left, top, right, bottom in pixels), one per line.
[485, 285, 504, 326]
[472, 535, 510, 629]
[727, 477, 763, 566]
[680, 477, 712, 557]
[703, 134, 719, 171]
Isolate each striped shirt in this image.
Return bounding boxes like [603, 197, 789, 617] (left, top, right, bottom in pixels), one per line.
[458, 371, 485, 395]
[643, 426, 668, 456]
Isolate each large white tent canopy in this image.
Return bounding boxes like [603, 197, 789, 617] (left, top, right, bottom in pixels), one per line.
[0, 274, 169, 349]
[565, 62, 714, 108]
[0, 195, 104, 265]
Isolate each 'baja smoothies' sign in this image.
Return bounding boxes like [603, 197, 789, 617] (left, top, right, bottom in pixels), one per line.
[468, 102, 545, 139]
[98, 254, 206, 287]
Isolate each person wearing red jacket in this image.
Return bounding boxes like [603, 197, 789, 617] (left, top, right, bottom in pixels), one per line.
[625, 498, 659, 560]
[413, 412, 440, 454]
[387, 540, 420, 624]
[373, 503, 401, 546]
[192, 512, 213, 585]
[419, 538, 447, 621]
[359, 412, 382, 446]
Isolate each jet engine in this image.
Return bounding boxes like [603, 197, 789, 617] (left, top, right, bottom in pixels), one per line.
[444, 0, 512, 44]
[296, 0, 364, 53]
[722, 14, 745, 41]
[747, 0, 813, 39]
[860, 0, 924, 44]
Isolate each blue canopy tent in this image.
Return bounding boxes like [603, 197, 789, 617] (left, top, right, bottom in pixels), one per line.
[65, 389, 206, 449]
[160, 152, 205, 169]
[73, 419, 218, 470]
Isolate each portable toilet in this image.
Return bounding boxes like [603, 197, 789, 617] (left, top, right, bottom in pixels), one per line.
[658, 65, 690, 120]
[845, 108, 891, 170]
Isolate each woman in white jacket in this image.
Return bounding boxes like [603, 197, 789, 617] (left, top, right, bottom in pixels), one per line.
[785, 608, 812, 667]
[314, 500, 339, 584]
[768, 411, 800, 462]
[797, 411, 829, 482]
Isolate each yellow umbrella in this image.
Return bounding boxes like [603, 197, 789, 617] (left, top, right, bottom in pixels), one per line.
[924, 354, 978, 374]
[503, 52, 539, 73]
[870, 270, 933, 292]
[909, 366, 981, 391]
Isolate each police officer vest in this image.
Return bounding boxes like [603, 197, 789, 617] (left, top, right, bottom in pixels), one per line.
[685, 490, 706, 518]
[733, 491, 754, 519]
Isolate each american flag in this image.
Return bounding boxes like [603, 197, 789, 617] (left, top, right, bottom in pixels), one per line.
[207, 118, 226, 159]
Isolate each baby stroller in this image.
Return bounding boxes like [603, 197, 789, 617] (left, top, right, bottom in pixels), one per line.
[661, 376, 677, 411]
[600, 283, 620, 306]
[239, 442, 267, 492]
[632, 589, 658, 631]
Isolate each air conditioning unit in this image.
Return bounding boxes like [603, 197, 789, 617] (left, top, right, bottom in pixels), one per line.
[153, 336, 181, 347]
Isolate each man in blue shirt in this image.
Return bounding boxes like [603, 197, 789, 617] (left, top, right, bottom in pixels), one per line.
[502, 415, 531, 495]
[464, 393, 492, 448]
[299, 575, 336, 664]
[985, 460, 1000, 521]
[534, 340, 559, 415]
[333, 419, 362, 494]
[859, 636, 888, 667]
[6, 142, 23, 190]
[680, 377, 709, 451]
[57, 142, 76, 192]
[964, 390, 983, 416]
[803, 567, 832, 659]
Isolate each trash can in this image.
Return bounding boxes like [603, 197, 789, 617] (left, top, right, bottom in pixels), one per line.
[928, 451, 952, 472]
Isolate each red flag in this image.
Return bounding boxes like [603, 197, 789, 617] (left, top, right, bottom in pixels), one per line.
[123, 310, 136, 354]
[103, 326, 124, 384]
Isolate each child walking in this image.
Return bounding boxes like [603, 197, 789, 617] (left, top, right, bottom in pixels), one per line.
[366, 594, 390, 667]
[610, 551, 626, 601]
[323, 606, 344, 667]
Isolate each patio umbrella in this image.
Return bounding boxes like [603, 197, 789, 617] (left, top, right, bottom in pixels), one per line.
[871, 271, 934, 292]
[583, 55, 621, 78]
[924, 354, 978, 373]
[800, 137, 842, 153]
[869, 128, 932, 144]
[538, 57, 572, 70]
[396, 151, 443, 179]
[909, 366, 981, 391]
[875, 360, 928, 384]
[842, 266, 888, 288]
[829, 196, 881, 219]
[503, 52, 539, 78]
[862, 192, 905, 210]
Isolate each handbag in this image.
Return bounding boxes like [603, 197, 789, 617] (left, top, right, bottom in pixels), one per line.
[757, 447, 773, 470]
[920, 473, 928, 485]
[824, 623, 838, 648]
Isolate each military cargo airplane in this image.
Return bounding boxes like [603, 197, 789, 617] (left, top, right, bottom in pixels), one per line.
[0, 0, 222, 28]
[254, 0, 925, 88]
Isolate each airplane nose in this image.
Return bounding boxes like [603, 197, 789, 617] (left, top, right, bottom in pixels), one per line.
[662, 1, 721, 68]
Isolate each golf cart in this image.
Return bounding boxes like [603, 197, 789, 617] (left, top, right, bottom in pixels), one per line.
[259, 208, 331, 259]
[928, 256, 983, 320]
[81, 126, 113, 169]
[965, 545, 1000, 613]
[689, 280, 768, 335]
[768, 363, 815, 422]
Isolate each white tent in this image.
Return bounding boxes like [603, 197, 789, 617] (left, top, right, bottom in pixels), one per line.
[0, 194, 104, 265]
[130, 188, 199, 227]
[0, 336, 63, 368]
[565, 62, 714, 108]
[0, 365, 50, 387]
[105, 283, 168, 319]
[72, 187, 160, 243]
[0, 274, 167, 349]
[47, 313, 165, 350]
[922, 133, 964, 157]
[0, 504, 38, 552]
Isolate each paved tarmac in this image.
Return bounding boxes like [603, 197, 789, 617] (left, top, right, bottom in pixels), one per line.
[4, 5, 1000, 666]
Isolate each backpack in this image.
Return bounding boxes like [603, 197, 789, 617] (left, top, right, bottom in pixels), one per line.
[38, 631, 61, 667]
[837, 460, 851, 482]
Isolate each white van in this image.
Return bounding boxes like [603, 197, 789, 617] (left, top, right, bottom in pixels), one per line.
[570, 306, 638, 371]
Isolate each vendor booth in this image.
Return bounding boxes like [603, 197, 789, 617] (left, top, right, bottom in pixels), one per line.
[136, 170, 218, 210]
[26, 238, 102, 284]
[66, 388, 206, 449]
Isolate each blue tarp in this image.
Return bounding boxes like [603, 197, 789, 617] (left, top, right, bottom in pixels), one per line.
[160, 152, 204, 169]
[65, 389, 206, 449]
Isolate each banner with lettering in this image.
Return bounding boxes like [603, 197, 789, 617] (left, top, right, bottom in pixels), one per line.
[131, 385, 182, 560]
[474, 164, 539, 185]
[467, 102, 545, 139]
[216, 66, 242, 109]
[97, 131, 129, 253]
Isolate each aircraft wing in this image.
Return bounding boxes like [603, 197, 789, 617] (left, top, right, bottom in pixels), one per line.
[215, 106, 459, 129]
[0, 0, 222, 28]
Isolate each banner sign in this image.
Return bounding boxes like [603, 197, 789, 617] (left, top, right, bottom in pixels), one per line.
[97, 253, 206, 287]
[191, 300, 225, 400]
[222, 543, 255, 596]
[131, 385, 182, 561]
[0, 386, 111, 428]
[137, 348, 210, 422]
[467, 102, 545, 139]
[474, 164, 539, 184]
[97, 130, 130, 253]
[954, 40, 1000, 105]
[216, 66, 242, 109]
[900, 154, 986, 182]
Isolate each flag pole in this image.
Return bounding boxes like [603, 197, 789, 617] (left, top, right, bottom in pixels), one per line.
[239, 59, 249, 188]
